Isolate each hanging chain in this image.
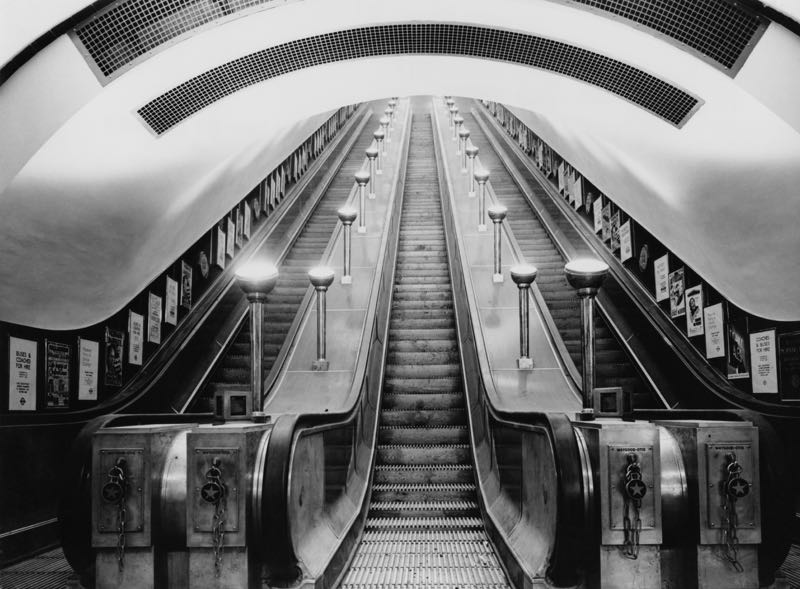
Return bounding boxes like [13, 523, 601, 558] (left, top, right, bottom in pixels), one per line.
[721, 453, 750, 573]
[622, 453, 646, 559]
[200, 458, 228, 577]
[101, 458, 128, 572]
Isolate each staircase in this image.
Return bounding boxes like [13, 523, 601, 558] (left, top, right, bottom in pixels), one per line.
[463, 112, 648, 406]
[340, 113, 510, 589]
[193, 116, 378, 411]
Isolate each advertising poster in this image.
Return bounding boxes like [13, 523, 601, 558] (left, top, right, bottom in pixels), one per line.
[181, 260, 193, 309]
[78, 338, 99, 401]
[244, 202, 252, 240]
[601, 204, 611, 242]
[45, 340, 71, 408]
[685, 285, 704, 337]
[235, 207, 244, 248]
[593, 197, 603, 233]
[654, 255, 669, 302]
[536, 143, 543, 168]
[573, 176, 583, 210]
[104, 328, 124, 387]
[165, 276, 178, 325]
[585, 190, 594, 215]
[610, 212, 620, 251]
[668, 267, 685, 318]
[9, 336, 37, 411]
[778, 331, 800, 400]
[252, 195, 261, 220]
[197, 249, 210, 280]
[619, 220, 632, 262]
[750, 330, 777, 394]
[129, 311, 144, 366]
[148, 292, 162, 345]
[704, 303, 725, 359]
[557, 163, 565, 193]
[226, 217, 236, 258]
[215, 227, 226, 269]
[726, 305, 749, 379]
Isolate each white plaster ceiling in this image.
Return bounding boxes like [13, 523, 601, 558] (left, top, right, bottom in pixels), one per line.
[1, 0, 799, 328]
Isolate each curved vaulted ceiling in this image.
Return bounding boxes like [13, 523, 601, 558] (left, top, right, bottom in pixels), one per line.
[1, 0, 799, 328]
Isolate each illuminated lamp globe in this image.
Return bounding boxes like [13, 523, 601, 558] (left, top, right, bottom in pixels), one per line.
[564, 258, 609, 291]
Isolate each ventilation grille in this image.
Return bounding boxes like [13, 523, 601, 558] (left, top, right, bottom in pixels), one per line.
[74, 0, 277, 77]
[561, 0, 764, 70]
[138, 24, 699, 134]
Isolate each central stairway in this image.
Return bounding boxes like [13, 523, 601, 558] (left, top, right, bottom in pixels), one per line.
[340, 113, 511, 588]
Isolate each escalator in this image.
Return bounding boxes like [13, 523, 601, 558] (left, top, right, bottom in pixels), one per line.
[463, 111, 654, 408]
[340, 113, 511, 588]
[192, 116, 379, 410]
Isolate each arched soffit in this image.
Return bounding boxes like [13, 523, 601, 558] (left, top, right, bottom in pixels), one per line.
[0, 0, 799, 327]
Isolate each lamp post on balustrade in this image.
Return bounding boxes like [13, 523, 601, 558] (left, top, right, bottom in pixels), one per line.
[309, 266, 335, 371]
[235, 261, 279, 415]
[449, 105, 458, 129]
[510, 264, 538, 370]
[373, 129, 385, 173]
[458, 128, 470, 169]
[355, 170, 370, 234]
[488, 205, 507, 283]
[446, 98, 455, 124]
[380, 116, 391, 145]
[565, 258, 609, 421]
[453, 114, 463, 142]
[366, 145, 378, 198]
[475, 167, 490, 232]
[337, 207, 357, 284]
[466, 145, 479, 197]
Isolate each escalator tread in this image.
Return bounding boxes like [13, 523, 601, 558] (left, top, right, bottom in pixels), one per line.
[342, 113, 510, 588]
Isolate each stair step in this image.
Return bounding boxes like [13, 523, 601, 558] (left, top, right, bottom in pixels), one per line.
[384, 364, 460, 379]
[380, 409, 466, 426]
[371, 483, 476, 502]
[377, 444, 470, 464]
[365, 517, 484, 530]
[384, 377, 461, 394]
[373, 464, 474, 484]
[382, 393, 465, 411]
[379, 426, 469, 444]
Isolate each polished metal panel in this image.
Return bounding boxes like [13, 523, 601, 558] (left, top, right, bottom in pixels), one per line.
[656, 426, 688, 548]
[159, 430, 190, 550]
[190, 448, 240, 534]
[95, 448, 146, 540]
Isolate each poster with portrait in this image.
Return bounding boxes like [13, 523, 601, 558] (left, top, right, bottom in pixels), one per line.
[235, 207, 244, 248]
[148, 292, 162, 345]
[180, 260, 193, 309]
[601, 203, 611, 242]
[78, 338, 99, 401]
[45, 340, 71, 408]
[749, 330, 777, 393]
[704, 303, 725, 359]
[778, 331, 800, 400]
[129, 311, 144, 366]
[584, 190, 594, 215]
[226, 217, 236, 258]
[668, 267, 685, 318]
[104, 328, 124, 387]
[685, 285, 704, 337]
[619, 220, 632, 262]
[244, 202, 252, 240]
[252, 195, 262, 221]
[197, 248, 210, 280]
[593, 197, 603, 233]
[610, 212, 620, 251]
[215, 227, 226, 269]
[573, 176, 583, 210]
[9, 336, 37, 411]
[726, 305, 749, 379]
[165, 277, 178, 326]
[654, 255, 669, 302]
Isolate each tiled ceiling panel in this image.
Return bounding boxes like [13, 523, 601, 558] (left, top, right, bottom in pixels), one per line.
[137, 24, 701, 134]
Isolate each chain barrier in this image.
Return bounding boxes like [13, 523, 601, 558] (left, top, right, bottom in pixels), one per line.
[100, 458, 128, 572]
[622, 453, 646, 559]
[721, 453, 750, 573]
[200, 458, 228, 578]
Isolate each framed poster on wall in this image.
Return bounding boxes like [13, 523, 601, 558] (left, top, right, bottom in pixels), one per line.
[610, 212, 620, 251]
[726, 304, 749, 379]
[104, 328, 124, 387]
[129, 311, 144, 366]
[619, 221, 632, 262]
[148, 293, 162, 345]
[654, 255, 669, 302]
[45, 340, 71, 408]
[215, 226, 226, 269]
[165, 277, 178, 325]
[78, 338, 99, 401]
[750, 330, 777, 394]
[685, 285, 704, 337]
[593, 197, 603, 233]
[778, 331, 800, 400]
[704, 303, 725, 359]
[668, 267, 685, 318]
[180, 260, 193, 309]
[9, 336, 37, 411]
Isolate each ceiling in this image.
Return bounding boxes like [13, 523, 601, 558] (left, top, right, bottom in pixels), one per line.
[0, 0, 799, 328]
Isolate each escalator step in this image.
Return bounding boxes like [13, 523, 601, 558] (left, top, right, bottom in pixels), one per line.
[373, 464, 474, 484]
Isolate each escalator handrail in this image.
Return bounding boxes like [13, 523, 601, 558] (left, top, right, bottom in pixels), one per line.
[255, 104, 411, 581]
[431, 100, 591, 587]
[0, 105, 369, 427]
[474, 103, 800, 419]
[470, 105, 673, 408]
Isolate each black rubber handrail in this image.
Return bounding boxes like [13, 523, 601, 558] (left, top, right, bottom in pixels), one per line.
[431, 100, 591, 587]
[252, 106, 411, 583]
